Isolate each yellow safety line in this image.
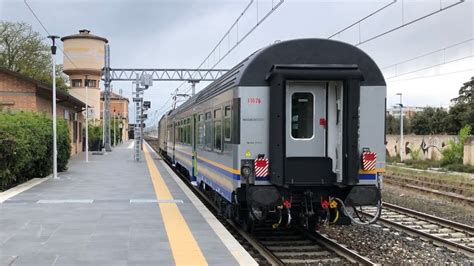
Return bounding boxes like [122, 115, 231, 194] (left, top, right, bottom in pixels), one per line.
[143, 145, 208, 266]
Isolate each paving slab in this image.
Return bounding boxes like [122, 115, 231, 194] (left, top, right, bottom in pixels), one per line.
[0, 140, 255, 265]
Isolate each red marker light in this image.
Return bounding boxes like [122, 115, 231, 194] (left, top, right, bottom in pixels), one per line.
[319, 118, 327, 127]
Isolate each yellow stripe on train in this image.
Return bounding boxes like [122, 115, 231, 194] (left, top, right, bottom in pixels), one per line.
[359, 168, 385, 174]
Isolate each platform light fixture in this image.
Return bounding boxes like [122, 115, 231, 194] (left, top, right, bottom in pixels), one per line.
[85, 74, 89, 163]
[47, 35, 60, 179]
[396, 93, 404, 161]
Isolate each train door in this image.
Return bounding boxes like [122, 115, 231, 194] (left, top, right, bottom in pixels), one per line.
[286, 81, 327, 157]
[192, 114, 198, 179]
[172, 121, 176, 162]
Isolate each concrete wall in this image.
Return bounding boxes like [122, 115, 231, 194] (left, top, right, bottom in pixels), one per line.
[464, 136, 474, 166]
[386, 134, 458, 161]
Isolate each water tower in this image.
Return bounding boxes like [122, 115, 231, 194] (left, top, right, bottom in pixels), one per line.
[61, 29, 108, 120]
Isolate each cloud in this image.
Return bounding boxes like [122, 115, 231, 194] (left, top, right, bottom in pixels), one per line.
[1, 0, 473, 123]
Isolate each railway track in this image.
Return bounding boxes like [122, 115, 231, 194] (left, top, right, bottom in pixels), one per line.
[363, 202, 474, 258]
[384, 174, 474, 197]
[146, 139, 375, 265]
[384, 175, 474, 205]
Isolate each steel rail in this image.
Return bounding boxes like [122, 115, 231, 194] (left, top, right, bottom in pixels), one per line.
[145, 138, 374, 265]
[364, 203, 474, 258]
[297, 227, 375, 265]
[383, 203, 474, 233]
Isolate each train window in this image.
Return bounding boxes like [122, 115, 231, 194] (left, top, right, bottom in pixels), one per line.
[214, 109, 221, 119]
[187, 119, 191, 145]
[183, 121, 187, 144]
[197, 119, 204, 148]
[214, 118, 222, 152]
[224, 105, 231, 141]
[205, 112, 212, 150]
[291, 93, 314, 139]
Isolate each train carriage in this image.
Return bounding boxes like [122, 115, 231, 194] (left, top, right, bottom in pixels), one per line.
[158, 38, 385, 229]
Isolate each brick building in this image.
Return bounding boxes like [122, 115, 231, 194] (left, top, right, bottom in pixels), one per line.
[0, 67, 86, 155]
[100, 91, 129, 142]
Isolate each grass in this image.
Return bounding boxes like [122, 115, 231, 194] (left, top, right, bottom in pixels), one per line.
[386, 165, 473, 183]
[402, 159, 442, 170]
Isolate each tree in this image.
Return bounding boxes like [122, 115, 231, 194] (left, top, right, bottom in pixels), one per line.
[386, 114, 411, 135]
[0, 21, 68, 91]
[410, 107, 448, 135]
[452, 77, 473, 104]
[445, 77, 474, 134]
[386, 114, 398, 134]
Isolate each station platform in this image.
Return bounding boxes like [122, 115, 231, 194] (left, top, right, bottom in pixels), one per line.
[0, 141, 256, 265]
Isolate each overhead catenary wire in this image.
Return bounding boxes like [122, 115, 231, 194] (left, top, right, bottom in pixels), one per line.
[327, 0, 397, 39]
[387, 68, 474, 82]
[328, 0, 465, 47]
[385, 54, 474, 79]
[24, 0, 86, 84]
[150, 0, 284, 128]
[381, 38, 474, 70]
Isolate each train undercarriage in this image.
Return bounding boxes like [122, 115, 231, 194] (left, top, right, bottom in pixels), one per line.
[198, 179, 382, 232]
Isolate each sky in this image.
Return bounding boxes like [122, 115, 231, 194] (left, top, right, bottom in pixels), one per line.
[1, 0, 473, 125]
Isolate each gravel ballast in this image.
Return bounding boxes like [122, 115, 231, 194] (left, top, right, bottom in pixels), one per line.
[318, 181, 474, 264]
[382, 183, 474, 226]
[320, 223, 473, 264]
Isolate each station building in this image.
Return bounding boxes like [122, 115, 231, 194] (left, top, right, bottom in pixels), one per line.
[100, 91, 129, 142]
[0, 67, 86, 155]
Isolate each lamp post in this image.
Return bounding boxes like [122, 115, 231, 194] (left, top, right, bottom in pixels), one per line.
[396, 93, 404, 161]
[85, 74, 89, 162]
[47, 35, 59, 179]
[113, 108, 116, 146]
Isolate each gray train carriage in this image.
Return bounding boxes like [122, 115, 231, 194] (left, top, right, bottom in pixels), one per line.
[158, 38, 385, 228]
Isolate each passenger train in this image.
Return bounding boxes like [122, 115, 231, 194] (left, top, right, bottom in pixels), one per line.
[157, 39, 385, 230]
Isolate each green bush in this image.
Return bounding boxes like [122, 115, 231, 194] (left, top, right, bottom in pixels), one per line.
[0, 111, 70, 190]
[441, 124, 471, 166]
[409, 146, 421, 161]
[88, 120, 103, 151]
[86, 118, 123, 151]
[444, 164, 474, 173]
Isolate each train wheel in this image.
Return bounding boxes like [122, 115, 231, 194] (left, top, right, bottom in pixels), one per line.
[234, 205, 254, 232]
[242, 212, 255, 233]
[225, 204, 233, 220]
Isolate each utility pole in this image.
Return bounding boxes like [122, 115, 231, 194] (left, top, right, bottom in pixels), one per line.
[188, 80, 199, 96]
[133, 76, 141, 161]
[47, 35, 59, 179]
[140, 102, 144, 150]
[396, 93, 404, 161]
[85, 74, 89, 162]
[103, 44, 112, 152]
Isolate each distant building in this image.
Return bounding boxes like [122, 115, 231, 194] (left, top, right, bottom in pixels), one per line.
[61, 29, 108, 120]
[0, 67, 86, 155]
[387, 106, 426, 119]
[100, 91, 129, 142]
